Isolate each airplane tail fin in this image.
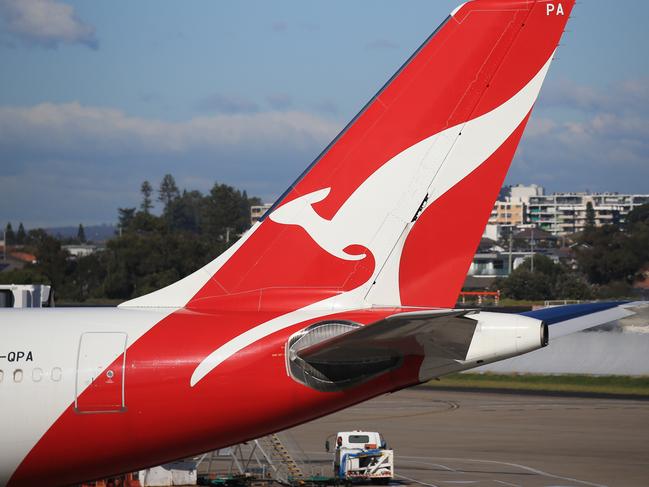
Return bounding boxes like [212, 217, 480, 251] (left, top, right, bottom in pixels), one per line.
[121, 0, 574, 311]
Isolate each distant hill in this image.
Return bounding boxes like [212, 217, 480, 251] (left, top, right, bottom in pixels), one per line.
[45, 224, 116, 243]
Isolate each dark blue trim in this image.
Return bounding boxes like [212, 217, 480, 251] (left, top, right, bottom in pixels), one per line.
[338, 449, 384, 478]
[521, 301, 628, 325]
[339, 454, 348, 478]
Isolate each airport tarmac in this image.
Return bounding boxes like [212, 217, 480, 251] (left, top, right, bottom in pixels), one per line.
[285, 386, 649, 487]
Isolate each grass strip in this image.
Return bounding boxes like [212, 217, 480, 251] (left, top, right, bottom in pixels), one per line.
[425, 373, 649, 397]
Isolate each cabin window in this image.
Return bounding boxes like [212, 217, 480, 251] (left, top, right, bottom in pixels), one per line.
[0, 290, 14, 308]
[32, 368, 43, 382]
[14, 369, 23, 383]
[51, 367, 62, 382]
[0, 369, 3, 383]
[349, 435, 370, 444]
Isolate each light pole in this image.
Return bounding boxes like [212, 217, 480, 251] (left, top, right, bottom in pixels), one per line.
[508, 230, 513, 275]
[530, 228, 535, 273]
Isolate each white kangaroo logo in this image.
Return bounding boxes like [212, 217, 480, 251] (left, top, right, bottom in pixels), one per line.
[269, 187, 367, 261]
[191, 55, 553, 387]
[268, 132, 452, 267]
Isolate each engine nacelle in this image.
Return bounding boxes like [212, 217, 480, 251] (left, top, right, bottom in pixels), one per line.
[464, 311, 548, 365]
[419, 311, 548, 381]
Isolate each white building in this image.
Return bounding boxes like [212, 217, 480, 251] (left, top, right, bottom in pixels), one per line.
[250, 203, 273, 226]
[509, 183, 545, 205]
[482, 224, 502, 241]
[467, 251, 560, 279]
[0, 284, 53, 308]
[527, 193, 649, 235]
[488, 201, 525, 227]
[488, 184, 544, 234]
[62, 244, 98, 258]
[489, 185, 649, 236]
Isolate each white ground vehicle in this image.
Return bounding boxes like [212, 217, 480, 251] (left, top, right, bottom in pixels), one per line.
[327, 431, 393, 484]
[0, 284, 53, 308]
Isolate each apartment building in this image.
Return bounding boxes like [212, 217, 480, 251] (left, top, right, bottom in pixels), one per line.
[489, 201, 525, 226]
[490, 184, 649, 236]
[250, 203, 273, 226]
[527, 193, 649, 235]
[509, 183, 544, 204]
[488, 184, 543, 228]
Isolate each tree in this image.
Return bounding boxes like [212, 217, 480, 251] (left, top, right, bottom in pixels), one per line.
[26, 228, 49, 245]
[4, 222, 15, 243]
[248, 195, 263, 207]
[626, 203, 649, 228]
[16, 223, 26, 245]
[140, 180, 154, 214]
[625, 203, 649, 272]
[585, 201, 596, 228]
[553, 273, 592, 300]
[497, 268, 553, 301]
[495, 254, 592, 301]
[204, 183, 250, 239]
[77, 223, 86, 243]
[165, 190, 203, 233]
[576, 221, 646, 285]
[33, 234, 70, 291]
[1, 180, 261, 303]
[118, 208, 136, 233]
[517, 254, 562, 279]
[158, 174, 180, 210]
[64, 251, 108, 302]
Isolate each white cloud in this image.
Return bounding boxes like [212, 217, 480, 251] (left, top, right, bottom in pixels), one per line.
[0, 102, 338, 155]
[0, 102, 341, 226]
[0, 0, 97, 49]
[541, 77, 649, 114]
[541, 78, 601, 111]
[509, 78, 649, 193]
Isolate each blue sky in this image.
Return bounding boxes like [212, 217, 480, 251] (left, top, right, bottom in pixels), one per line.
[1, 0, 648, 227]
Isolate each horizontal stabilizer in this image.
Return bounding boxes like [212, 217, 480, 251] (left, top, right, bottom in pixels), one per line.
[294, 310, 477, 378]
[521, 301, 647, 339]
[288, 309, 548, 390]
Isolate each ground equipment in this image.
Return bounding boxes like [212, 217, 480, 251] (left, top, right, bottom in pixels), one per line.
[327, 432, 393, 484]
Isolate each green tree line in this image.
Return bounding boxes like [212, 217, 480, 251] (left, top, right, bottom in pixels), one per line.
[1, 174, 261, 302]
